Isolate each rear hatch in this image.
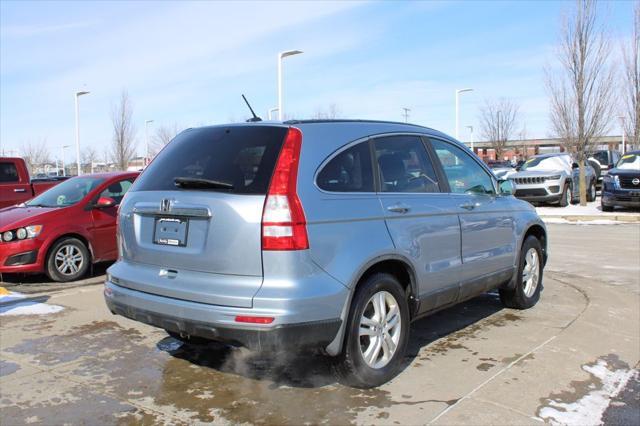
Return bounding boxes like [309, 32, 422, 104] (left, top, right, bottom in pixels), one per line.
[116, 125, 289, 308]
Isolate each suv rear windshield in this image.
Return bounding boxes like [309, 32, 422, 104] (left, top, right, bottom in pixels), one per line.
[134, 126, 288, 194]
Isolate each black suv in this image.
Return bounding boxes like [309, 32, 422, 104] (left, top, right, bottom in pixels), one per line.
[601, 150, 640, 211]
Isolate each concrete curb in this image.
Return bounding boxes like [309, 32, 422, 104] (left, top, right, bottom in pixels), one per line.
[540, 214, 640, 223]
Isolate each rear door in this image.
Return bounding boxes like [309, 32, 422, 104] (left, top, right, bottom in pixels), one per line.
[373, 135, 462, 310]
[0, 161, 31, 208]
[429, 138, 516, 298]
[116, 125, 289, 308]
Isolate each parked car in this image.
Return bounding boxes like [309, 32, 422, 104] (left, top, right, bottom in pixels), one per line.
[601, 150, 640, 211]
[0, 157, 69, 209]
[0, 172, 139, 282]
[509, 153, 596, 207]
[486, 160, 516, 180]
[588, 150, 622, 187]
[104, 120, 547, 388]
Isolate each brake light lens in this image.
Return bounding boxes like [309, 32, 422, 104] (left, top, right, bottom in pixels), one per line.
[262, 127, 309, 250]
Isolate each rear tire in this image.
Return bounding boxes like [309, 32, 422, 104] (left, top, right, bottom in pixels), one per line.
[335, 273, 410, 388]
[587, 179, 597, 202]
[499, 236, 543, 310]
[46, 237, 90, 282]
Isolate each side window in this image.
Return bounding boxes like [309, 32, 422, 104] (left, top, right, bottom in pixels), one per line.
[99, 179, 133, 205]
[374, 135, 440, 193]
[0, 162, 19, 183]
[317, 142, 374, 192]
[430, 139, 495, 195]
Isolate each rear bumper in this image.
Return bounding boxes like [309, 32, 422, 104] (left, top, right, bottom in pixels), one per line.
[104, 281, 342, 351]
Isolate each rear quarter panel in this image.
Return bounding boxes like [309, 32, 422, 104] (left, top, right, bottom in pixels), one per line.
[295, 123, 403, 288]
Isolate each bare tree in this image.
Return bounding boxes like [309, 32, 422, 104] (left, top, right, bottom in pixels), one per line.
[546, 0, 615, 205]
[312, 103, 342, 119]
[621, 2, 640, 151]
[20, 140, 51, 174]
[152, 123, 181, 156]
[81, 146, 99, 174]
[110, 90, 137, 171]
[478, 98, 520, 160]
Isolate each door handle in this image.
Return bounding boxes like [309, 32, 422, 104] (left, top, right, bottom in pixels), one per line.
[459, 202, 480, 210]
[387, 204, 410, 214]
[14, 188, 26, 193]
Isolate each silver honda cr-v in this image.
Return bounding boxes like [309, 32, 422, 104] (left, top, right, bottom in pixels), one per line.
[104, 120, 547, 388]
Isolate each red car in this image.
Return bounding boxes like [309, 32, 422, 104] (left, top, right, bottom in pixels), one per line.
[0, 172, 139, 282]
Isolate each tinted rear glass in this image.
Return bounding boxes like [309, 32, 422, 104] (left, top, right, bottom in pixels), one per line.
[0, 162, 19, 183]
[134, 126, 288, 194]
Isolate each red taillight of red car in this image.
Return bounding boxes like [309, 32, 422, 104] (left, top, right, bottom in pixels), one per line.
[261, 127, 309, 251]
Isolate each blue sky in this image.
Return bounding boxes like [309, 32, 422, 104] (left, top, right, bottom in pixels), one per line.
[0, 0, 634, 159]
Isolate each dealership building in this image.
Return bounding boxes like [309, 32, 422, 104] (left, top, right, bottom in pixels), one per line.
[466, 135, 630, 162]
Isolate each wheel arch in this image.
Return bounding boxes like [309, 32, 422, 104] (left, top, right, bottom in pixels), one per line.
[44, 233, 94, 266]
[324, 254, 418, 356]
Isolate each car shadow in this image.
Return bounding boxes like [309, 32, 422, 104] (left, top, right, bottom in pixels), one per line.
[159, 291, 504, 389]
[0, 262, 112, 287]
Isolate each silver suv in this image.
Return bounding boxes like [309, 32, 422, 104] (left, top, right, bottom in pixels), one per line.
[105, 120, 547, 388]
[510, 153, 596, 206]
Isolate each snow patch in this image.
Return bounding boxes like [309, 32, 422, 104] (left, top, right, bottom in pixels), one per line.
[0, 292, 64, 316]
[536, 200, 639, 217]
[538, 360, 637, 426]
[0, 301, 64, 316]
[0, 291, 27, 303]
[542, 218, 625, 225]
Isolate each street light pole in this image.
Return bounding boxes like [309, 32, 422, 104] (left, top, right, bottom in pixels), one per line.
[145, 120, 154, 166]
[466, 125, 474, 152]
[455, 88, 473, 139]
[618, 116, 626, 153]
[61, 145, 70, 176]
[277, 50, 303, 120]
[268, 107, 279, 120]
[74, 90, 90, 176]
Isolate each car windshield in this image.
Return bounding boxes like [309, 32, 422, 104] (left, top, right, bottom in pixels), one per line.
[520, 156, 567, 172]
[616, 153, 640, 170]
[26, 176, 105, 207]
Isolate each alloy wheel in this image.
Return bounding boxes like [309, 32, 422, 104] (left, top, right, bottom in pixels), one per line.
[54, 244, 85, 276]
[522, 247, 540, 297]
[359, 291, 402, 369]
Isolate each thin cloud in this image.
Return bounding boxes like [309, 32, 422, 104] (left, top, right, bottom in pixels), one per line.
[1, 21, 96, 38]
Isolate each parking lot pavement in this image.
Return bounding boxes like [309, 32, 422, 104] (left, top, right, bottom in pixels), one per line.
[1, 224, 638, 425]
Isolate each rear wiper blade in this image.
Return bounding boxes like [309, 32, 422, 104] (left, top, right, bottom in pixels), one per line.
[174, 177, 234, 190]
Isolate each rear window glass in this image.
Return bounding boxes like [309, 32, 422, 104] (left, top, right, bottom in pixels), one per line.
[134, 126, 288, 194]
[0, 162, 19, 183]
[317, 142, 374, 192]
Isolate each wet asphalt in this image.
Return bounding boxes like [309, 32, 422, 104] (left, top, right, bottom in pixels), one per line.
[1, 223, 639, 425]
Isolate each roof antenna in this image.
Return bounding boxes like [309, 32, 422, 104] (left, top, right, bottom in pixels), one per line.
[242, 94, 262, 122]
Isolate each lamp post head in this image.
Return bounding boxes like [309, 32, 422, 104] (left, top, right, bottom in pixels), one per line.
[280, 50, 303, 59]
[76, 91, 90, 97]
[456, 88, 473, 95]
[145, 119, 154, 125]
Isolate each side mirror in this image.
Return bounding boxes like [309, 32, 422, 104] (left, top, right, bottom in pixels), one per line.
[572, 162, 579, 169]
[95, 197, 116, 208]
[498, 179, 514, 195]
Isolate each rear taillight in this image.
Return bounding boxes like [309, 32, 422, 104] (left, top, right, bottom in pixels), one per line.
[261, 127, 309, 251]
